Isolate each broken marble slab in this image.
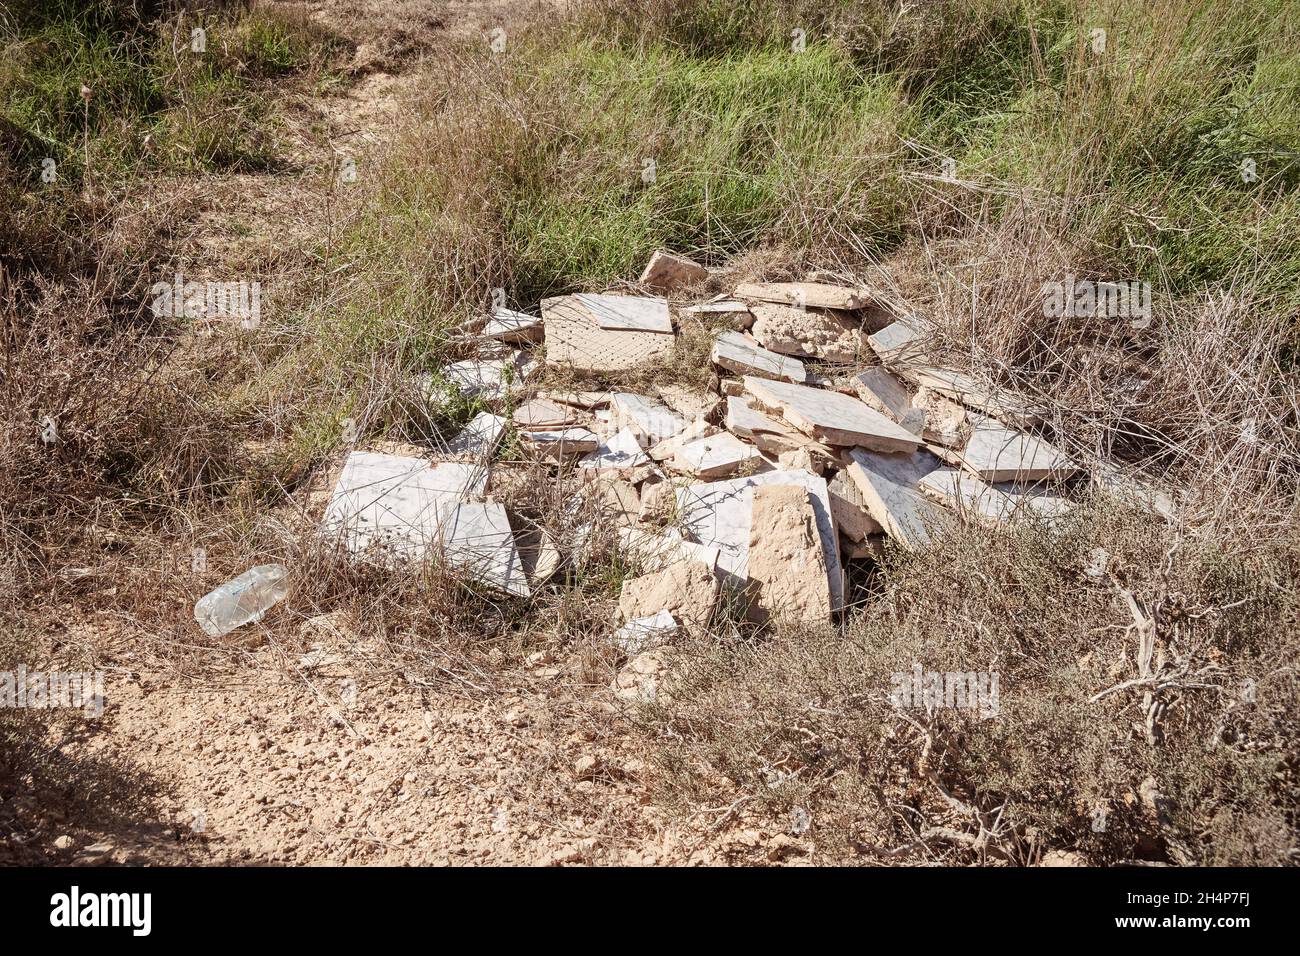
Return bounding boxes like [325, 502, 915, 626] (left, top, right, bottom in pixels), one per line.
[648, 417, 715, 462]
[428, 352, 536, 403]
[846, 447, 944, 550]
[742, 376, 923, 451]
[733, 281, 866, 311]
[616, 526, 719, 574]
[579, 427, 651, 473]
[513, 398, 584, 431]
[710, 330, 807, 383]
[438, 502, 530, 597]
[638, 250, 708, 293]
[440, 411, 508, 462]
[321, 451, 487, 562]
[481, 306, 543, 343]
[746, 484, 833, 623]
[749, 302, 867, 362]
[725, 394, 837, 467]
[866, 319, 927, 366]
[610, 393, 688, 447]
[672, 430, 762, 479]
[520, 427, 600, 460]
[828, 469, 884, 541]
[573, 292, 673, 334]
[516, 525, 562, 586]
[850, 366, 922, 432]
[955, 420, 1076, 483]
[612, 609, 680, 655]
[536, 390, 611, 409]
[542, 295, 675, 373]
[675, 468, 842, 609]
[919, 468, 1074, 525]
[682, 298, 754, 327]
[899, 366, 1042, 427]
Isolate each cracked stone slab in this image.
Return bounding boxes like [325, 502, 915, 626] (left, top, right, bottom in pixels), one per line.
[846, 447, 944, 550]
[733, 281, 867, 311]
[426, 352, 536, 403]
[321, 451, 487, 562]
[638, 250, 708, 293]
[579, 427, 651, 473]
[955, 420, 1076, 483]
[610, 393, 688, 446]
[742, 376, 923, 451]
[710, 330, 807, 383]
[850, 366, 921, 430]
[675, 468, 842, 609]
[672, 430, 762, 479]
[439, 502, 530, 597]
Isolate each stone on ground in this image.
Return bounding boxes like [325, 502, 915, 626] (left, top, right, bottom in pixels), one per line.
[638, 250, 708, 293]
[438, 502, 530, 597]
[573, 292, 672, 334]
[542, 294, 674, 372]
[742, 376, 922, 451]
[617, 558, 719, 632]
[611, 609, 680, 655]
[672, 430, 762, 479]
[734, 281, 866, 311]
[746, 484, 833, 624]
[710, 330, 807, 383]
[845, 447, 944, 550]
[828, 469, 884, 541]
[749, 302, 867, 362]
[955, 420, 1075, 482]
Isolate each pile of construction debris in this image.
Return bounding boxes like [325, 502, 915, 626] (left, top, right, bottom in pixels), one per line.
[307, 249, 1166, 695]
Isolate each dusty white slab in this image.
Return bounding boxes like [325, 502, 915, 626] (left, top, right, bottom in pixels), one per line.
[573, 293, 673, 334]
[673, 431, 761, 479]
[919, 468, 1074, 525]
[683, 299, 751, 316]
[638, 250, 707, 293]
[521, 427, 600, 458]
[513, 399, 582, 430]
[580, 427, 650, 472]
[542, 295, 675, 373]
[846, 447, 944, 550]
[321, 451, 486, 561]
[611, 393, 687, 446]
[648, 417, 714, 462]
[439, 502, 530, 597]
[612, 609, 679, 655]
[482, 306, 542, 343]
[828, 469, 884, 540]
[867, 319, 926, 365]
[900, 366, 1042, 427]
[742, 376, 922, 451]
[675, 468, 842, 609]
[733, 281, 866, 311]
[851, 367, 921, 430]
[726, 394, 782, 439]
[955, 420, 1075, 482]
[616, 526, 719, 574]
[431, 352, 535, 402]
[711, 330, 807, 383]
[442, 411, 507, 462]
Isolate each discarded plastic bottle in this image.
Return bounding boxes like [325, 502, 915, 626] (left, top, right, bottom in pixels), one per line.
[194, 564, 290, 637]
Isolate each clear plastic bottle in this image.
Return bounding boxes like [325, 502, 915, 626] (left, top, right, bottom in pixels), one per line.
[194, 564, 290, 637]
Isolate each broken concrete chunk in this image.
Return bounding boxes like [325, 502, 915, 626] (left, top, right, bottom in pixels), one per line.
[573, 292, 673, 334]
[828, 469, 884, 541]
[593, 476, 642, 525]
[672, 430, 761, 479]
[542, 295, 675, 373]
[750, 302, 867, 362]
[914, 386, 970, 448]
[321, 451, 487, 562]
[746, 484, 833, 624]
[439, 502, 530, 597]
[900, 367, 1043, 428]
[638, 250, 708, 293]
[612, 610, 680, 655]
[675, 468, 842, 610]
[618, 559, 719, 632]
[710, 330, 807, 384]
[734, 281, 866, 311]
[611, 393, 688, 446]
[742, 376, 922, 451]
[845, 447, 944, 550]
[955, 420, 1076, 483]
[649, 417, 715, 462]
